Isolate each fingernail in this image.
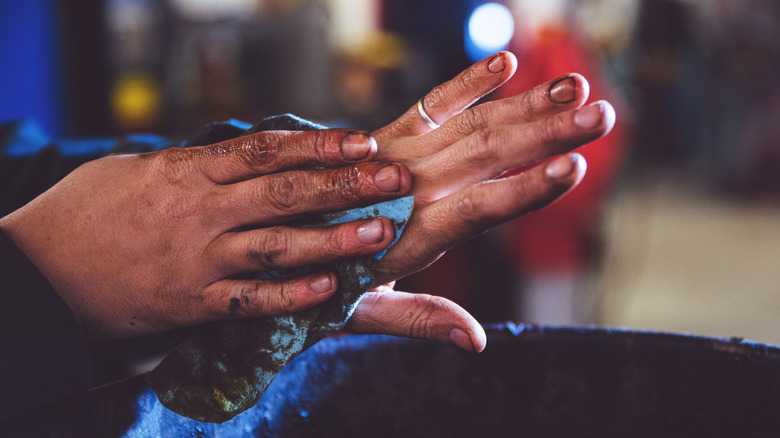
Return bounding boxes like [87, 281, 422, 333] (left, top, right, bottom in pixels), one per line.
[341, 133, 376, 161]
[449, 328, 475, 352]
[374, 164, 401, 192]
[310, 272, 334, 294]
[487, 53, 505, 73]
[357, 219, 384, 244]
[545, 154, 577, 180]
[574, 101, 605, 129]
[548, 76, 576, 104]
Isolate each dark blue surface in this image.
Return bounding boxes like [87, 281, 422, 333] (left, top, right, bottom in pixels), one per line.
[4, 326, 780, 436]
[0, 1, 63, 138]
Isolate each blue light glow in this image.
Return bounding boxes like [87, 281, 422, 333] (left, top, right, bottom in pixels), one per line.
[465, 3, 515, 62]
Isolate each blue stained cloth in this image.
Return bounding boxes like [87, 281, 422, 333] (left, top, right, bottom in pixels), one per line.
[0, 116, 414, 424]
[257, 196, 414, 284]
[309, 196, 413, 261]
[147, 197, 414, 423]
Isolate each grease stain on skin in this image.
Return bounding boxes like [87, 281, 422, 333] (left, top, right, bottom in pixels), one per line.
[228, 298, 241, 317]
[148, 196, 415, 423]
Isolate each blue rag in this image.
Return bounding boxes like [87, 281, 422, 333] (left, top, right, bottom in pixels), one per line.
[147, 197, 414, 423]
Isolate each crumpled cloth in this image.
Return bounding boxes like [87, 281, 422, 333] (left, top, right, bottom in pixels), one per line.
[147, 115, 413, 423]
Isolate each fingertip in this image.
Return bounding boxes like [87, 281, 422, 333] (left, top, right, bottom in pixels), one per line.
[572, 153, 587, 186]
[569, 73, 591, 103]
[487, 51, 518, 77]
[545, 153, 587, 190]
[448, 328, 473, 351]
[309, 271, 338, 296]
[600, 100, 617, 135]
[380, 216, 396, 243]
[369, 136, 378, 156]
[373, 162, 412, 195]
[356, 217, 387, 245]
[545, 153, 577, 180]
[502, 51, 518, 74]
[473, 324, 487, 353]
[341, 131, 377, 161]
[396, 162, 413, 195]
[448, 324, 487, 353]
[356, 216, 395, 248]
[367, 135, 378, 159]
[487, 53, 506, 73]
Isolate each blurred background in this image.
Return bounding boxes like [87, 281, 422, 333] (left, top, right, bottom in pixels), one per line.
[2, 0, 780, 361]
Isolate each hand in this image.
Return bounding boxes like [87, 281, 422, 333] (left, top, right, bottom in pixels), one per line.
[344, 52, 616, 352]
[0, 130, 412, 338]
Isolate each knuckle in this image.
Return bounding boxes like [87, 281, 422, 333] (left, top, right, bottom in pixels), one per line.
[408, 294, 437, 339]
[425, 85, 445, 109]
[518, 92, 538, 121]
[168, 289, 201, 325]
[462, 63, 480, 86]
[144, 154, 208, 219]
[247, 133, 280, 165]
[265, 173, 299, 209]
[225, 133, 279, 171]
[232, 281, 262, 316]
[197, 283, 231, 321]
[274, 282, 297, 313]
[461, 64, 495, 99]
[455, 107, 483, 136]
[467, 128, 500, 162]
[536, 115, 562, 145]
[249, 228, 289, 269]
[324, 226, 347, 254]
[310, 130, 329, 162]
[151, 149, 188, 182]
[330, 166, 363, 202]
[455, 190, 487, 224]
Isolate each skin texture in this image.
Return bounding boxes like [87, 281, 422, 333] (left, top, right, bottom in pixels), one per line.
[0, 52, 616, 352]
[349, 52, 614, 352]
[0, 130, 411, 337]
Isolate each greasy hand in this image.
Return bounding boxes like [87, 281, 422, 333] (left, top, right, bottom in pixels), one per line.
[0, 130, 411, 338]
[345, 52, 616, 352]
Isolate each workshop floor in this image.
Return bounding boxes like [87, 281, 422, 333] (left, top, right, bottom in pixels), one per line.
[593, 172, 780, 346]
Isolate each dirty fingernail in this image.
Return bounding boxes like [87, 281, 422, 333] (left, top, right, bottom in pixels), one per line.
[374, 164, 401, 192]
[546, 154, 577, 180]
[488, 53, 506, 73]
[357, 219, 385, 244]
[449, 328, 475, 352]
[341, 133, 376, 161]
[549, 76, 576, 104]
[310, 272, 334, 294]
[574, 101, 605, 129]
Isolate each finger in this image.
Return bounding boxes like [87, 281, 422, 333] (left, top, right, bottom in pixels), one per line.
[345, 289, 487, 353]
[209, 217, 395, 275]
[373, 52, 517, 141]
[215, 162, 412, 226]
[413, 73, 590, 156]
[202, 271, 338, 320]
[375, 153, 587, 284]
[178, 129, 378, 184]
[411, 100, 614, 202]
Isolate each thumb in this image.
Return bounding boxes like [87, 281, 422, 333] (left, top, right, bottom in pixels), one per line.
[345, 288, 487, 352]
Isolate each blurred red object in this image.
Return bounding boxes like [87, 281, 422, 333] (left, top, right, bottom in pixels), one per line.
[498, 25, 624, 274]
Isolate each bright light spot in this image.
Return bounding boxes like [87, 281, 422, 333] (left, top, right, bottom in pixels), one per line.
[467, 3, 515, 53]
